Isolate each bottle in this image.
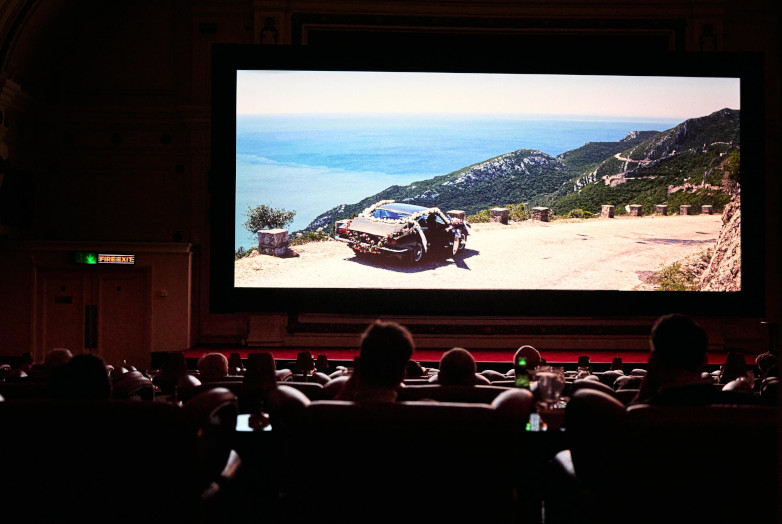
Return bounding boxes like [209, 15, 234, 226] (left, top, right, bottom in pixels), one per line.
[515, 356, 530, 389]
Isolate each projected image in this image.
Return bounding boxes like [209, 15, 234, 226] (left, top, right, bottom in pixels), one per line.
[234, 70, 741, 292]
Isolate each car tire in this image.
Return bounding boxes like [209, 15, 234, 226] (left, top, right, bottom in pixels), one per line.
[451, 235, 460, 256]
[409, 242, 424, 264]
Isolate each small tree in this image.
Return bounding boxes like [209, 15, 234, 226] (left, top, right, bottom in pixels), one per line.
[243, 204, 295, 239]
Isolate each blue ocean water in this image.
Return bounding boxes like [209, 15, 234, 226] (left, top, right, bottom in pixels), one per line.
[235, 114, 679, 249]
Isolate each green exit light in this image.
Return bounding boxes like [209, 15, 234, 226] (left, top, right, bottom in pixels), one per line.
[70, 251, 99, 265]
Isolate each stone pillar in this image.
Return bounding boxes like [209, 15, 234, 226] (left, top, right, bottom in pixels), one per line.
[490, 207, 509, 224]
[629, 205, 643, 217]
[601, 205, 615, 218]
[701, 205, 713, 215]
[680, 205, 691, 216]
[532, 207, 550, 222]
[258, 228, 290, 256]
[656, 204, 668, 215]
[447, 210, 466, 221]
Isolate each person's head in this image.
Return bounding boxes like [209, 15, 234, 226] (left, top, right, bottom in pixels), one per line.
[756, 352, 777, 377]
[649, 313, 708, 380]
[197, 353, 229, 382]
[44, 348, 73, 368]
[52, 354, 112, 400]
[438, 347, 477, 386]
[294, 351, 316, 374]
[719, 350, 748, 384]
[513, 345, 541, 374]
[357, 320, 415, 389]
[405, 359, 425, 378]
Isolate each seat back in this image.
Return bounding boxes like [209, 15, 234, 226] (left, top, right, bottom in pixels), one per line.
[183, 387, 240, 488]
[563, 393, 779, 524]
[623, 403, 778, 523]
[0, 399, 201, 522]
[396, 384, 510, 403]
[570, 378, 616, 397]
[275, 388, 533, 524]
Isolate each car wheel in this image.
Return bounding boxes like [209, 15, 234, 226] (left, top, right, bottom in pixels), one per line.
[451, 236, 460, 256]
[409, 242, 424, 264]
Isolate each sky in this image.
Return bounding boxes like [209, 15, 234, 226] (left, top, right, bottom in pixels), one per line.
[237, 70, 741, 121]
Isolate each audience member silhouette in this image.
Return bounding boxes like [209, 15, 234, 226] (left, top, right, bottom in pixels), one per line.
[718, 349, 749, 385]
[50, 353, 112, 400]
[405, 359, 426, 378]
[27, 348, 73, 382]
[197, 352, 230, 382]
[635, 313, 717, 405]
[154, 351, 189, 395]
[228, 352, 244, 375]
[434, 347, 488, 386]
[337, 320, 415, 402]
[509, 345, 542, 378]
[755, 352, 778, 381]
[241, 353, 279, 415]
[287, 351, 331, 384]
[19, 351, 33, 373]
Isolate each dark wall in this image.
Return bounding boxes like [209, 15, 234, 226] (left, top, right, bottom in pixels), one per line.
[0, 0, 778, 351]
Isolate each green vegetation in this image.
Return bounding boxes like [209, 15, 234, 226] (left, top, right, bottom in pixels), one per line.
[243, 204, 295, 239]
[307, 108, 740, 234]
[235, 246, 257, 260]
[667, 188, 730, 213]
[467, 203, 531, 223]
[724, 150, 740, 184]
[290, 231, 329, 246]
[565, 208, 594, 219]
[650, 262, 698, 291]
[307, 149, 576, 231]
[557, 131, 659, 173]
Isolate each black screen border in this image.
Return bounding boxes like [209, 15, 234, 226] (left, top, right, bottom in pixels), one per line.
[210, 43, 765, 318]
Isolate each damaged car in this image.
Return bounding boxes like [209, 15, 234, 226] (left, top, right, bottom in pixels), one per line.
[334, 200, 471, 264]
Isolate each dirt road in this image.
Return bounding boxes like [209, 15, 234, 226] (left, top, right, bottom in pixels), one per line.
[235, 214, 723, 291]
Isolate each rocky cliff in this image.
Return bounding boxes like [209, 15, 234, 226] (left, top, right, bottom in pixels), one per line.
[699, 196, 741, 291]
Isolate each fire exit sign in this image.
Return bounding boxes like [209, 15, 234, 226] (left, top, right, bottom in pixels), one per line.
[69, 252, 135, 265]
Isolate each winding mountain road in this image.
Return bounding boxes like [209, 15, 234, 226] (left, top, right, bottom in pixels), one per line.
[235, 214, 723, 291]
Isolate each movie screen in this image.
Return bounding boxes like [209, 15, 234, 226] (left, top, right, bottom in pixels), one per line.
[233, 68, 741, 293]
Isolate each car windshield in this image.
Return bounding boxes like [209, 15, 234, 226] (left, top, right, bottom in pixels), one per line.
[371, 208, 412, 220]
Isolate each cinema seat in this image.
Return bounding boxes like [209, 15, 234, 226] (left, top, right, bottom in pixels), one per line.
[396, 384, 511, 403]
[271, 386, 534, 524]
[0, 399, 204, 522]
[545, 389, 779, 524]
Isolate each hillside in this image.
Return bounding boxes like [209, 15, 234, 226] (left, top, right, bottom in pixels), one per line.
[304, 108, 740, 231]
[557, 130, 660, 173]
[306, 149, 576, 230]
[540, 108, 739, 216]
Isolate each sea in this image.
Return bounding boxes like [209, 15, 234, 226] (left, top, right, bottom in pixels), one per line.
[235, 113, 680, 249]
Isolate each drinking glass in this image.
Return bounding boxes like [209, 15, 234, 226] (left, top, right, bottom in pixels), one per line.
[537, 367, 566, 409]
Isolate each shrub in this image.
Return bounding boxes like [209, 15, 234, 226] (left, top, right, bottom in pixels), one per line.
[290, 231, 329, 246]
[567, 208, 594, 219]
[234, 246, 246, 260]
[507, 203, 531, 221]
[467, 203, 530, 223]
[651, 262, 697, 291]
[243, 204, 295, 236]
[466, 209, 491, 223]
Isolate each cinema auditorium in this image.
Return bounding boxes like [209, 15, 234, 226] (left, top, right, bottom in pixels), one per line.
[0, 1, 779, 523]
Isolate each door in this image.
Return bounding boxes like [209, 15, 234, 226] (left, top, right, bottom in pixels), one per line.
[36, 269, 150, 368]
